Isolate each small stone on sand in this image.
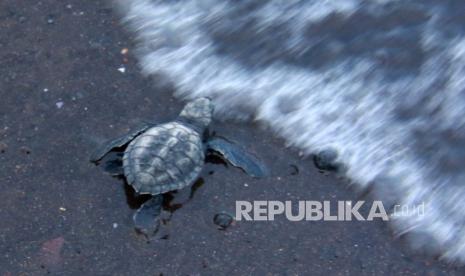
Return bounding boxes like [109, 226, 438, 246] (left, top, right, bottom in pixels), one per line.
[39, 237, 65, 266]
[56, 101, 64, 109]
[47, 16, 54, 24]
[0, 142, 7, 153]
[213, 213, 234, 229]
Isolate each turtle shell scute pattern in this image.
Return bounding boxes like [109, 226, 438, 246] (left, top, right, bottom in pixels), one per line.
[123, 122, 204, 195]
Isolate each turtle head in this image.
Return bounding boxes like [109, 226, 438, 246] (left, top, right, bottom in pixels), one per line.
[178, 97, 214, 130]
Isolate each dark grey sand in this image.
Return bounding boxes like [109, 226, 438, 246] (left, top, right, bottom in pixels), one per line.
[0, 1, 464, 275]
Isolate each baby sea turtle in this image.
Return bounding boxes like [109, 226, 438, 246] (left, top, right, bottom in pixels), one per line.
[90, 98, 267, 233]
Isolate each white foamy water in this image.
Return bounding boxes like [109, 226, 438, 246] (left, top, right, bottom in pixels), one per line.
[118, 0, 465, 262]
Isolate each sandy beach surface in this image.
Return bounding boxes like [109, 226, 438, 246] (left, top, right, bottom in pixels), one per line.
[0, 1, 464, 275]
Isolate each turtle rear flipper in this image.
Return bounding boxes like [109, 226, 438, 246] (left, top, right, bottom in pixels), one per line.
[90, 123, 152, 163]
[133, 195, 164, 236]
[206, 137, 268, 178]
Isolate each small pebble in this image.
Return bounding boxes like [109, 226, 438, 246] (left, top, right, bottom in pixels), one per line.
[120, 48, 129, 55]
[66, 4, 72, 9]
[43, 88, 49, 92]
[213, 212, 234, 229]
[113, 223, 118, 229]
[56, 101, 64, 109]
[47, 16, 54, 24]
[0, 142, 7, 153]
[244, 183, 248, 187]
[59, 207, 66, 212]
[39, 237, 65, 266]
[117, 67, 126, 73]
[289, 164, 299, 175]
[20, 146, 31, 155]
[313, 148, 340, 171]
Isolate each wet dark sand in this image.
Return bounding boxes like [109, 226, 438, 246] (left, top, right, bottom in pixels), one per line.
[0, 1, 464, 275]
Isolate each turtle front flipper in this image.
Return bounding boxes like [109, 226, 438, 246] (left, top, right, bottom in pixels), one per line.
[133, 195, 164, 236]
[102, 151, 125, 176]
[206, 137, 268, 178]
[90, 123, 152, 163]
